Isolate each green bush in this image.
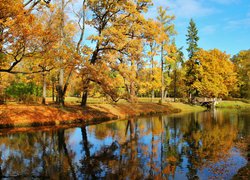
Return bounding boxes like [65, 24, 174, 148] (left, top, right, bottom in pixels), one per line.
[5, 82, 42, 103]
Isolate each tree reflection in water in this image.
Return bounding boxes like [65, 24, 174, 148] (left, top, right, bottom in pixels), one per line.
[0, 109, 249, 179]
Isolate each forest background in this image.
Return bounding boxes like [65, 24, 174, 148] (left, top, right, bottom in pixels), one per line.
[0, 0, 249, 107]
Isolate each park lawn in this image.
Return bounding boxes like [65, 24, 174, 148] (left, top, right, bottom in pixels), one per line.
[45, 97, 102, 104]
[215, 101, 250, 108]
[45, 97, 161, 105]
[168, 102, 206, 113]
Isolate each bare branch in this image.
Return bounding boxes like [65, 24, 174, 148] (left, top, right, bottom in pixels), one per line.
[0, 66, 54, 74]
[24, 0, 34, 7]
[76, 0, 87, 53]
[27, 0, 41, 13]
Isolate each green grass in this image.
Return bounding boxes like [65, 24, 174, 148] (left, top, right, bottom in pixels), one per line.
[46, 97, 162, 104]
[46, 97, 106, 104]
[215, 101, 250, 108]
[168, 102, 206, 113]
[45, 97, 206, 113]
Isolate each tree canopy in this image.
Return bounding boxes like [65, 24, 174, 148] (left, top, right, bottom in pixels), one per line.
[0, 0, 248, 106]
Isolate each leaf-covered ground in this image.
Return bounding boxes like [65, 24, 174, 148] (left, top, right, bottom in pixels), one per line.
[0, 102, 180, 129]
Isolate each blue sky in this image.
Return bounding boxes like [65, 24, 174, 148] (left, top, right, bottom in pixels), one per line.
[148, 0, 250, 58]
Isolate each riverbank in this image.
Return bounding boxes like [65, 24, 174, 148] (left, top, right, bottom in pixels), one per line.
[215, 100, 250, 108]
[0, 102, 203, 128]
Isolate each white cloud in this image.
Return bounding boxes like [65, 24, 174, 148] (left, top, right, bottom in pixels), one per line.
[201, 25, 216, 34]
[209, 0, 240, 5]
[226, 17, 250, 29]
[151, 0, 215, 19]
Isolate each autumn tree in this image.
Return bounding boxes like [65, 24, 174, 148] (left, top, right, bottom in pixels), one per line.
[231, 49, 250, 98]
[0, 0, 52, 74]
[167, 43, 184, 101]
[157, 6, 176, 102]
[143, 19, 162, 100]
[0, 0, 56, 104]
[79, 0, 154, 106]
[47, 0, 85, 106]
[137, 66, 161, 98]
[190, 49, 238, 98]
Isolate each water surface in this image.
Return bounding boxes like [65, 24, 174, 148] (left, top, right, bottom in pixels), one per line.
[0, 109, 249, 179]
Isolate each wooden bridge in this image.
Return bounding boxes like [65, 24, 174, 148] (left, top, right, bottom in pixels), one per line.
[193, 97, 222, 109]
[164, 97, 222, 109]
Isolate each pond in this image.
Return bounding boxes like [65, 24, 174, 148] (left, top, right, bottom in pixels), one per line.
[0, 109, 249, 179]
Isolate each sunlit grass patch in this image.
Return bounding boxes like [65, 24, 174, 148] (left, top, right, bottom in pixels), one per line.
[168, 102, 206, 113]
[215, 101, 250, 108]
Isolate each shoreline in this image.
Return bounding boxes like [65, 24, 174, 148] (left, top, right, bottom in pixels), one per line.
[2, 100, 249, 130]
[1, 102, 200, 129]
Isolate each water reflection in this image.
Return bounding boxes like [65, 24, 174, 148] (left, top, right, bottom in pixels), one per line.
[0, 109, 249, 179]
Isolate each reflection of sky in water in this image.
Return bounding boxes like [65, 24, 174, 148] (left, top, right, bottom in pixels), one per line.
[0, 109, 249, 179]
[65, 109, 249, 179]
[68, 126, 120, 165]
[197, 148, 247, 179]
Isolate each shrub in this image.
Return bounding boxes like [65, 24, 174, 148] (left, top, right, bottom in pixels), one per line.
[5, 82, 42, 103]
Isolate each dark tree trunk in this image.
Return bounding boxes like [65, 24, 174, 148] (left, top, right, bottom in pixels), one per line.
[81, 89, 88, 107]
[81, 80, 89, 107]
[52, 81, 55, 102]
[81, 44, 99, 107]
[0, 165, 2, 177]
[58, 86, 64, 106]
[173, 69, 177, 102]
[42, 73, 46, 105]
[57, 129, 77, 180]
[81, 126, 90, 158]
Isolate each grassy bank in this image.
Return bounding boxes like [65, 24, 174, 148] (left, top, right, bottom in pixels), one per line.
[0, 102, 184, 128]
[168, 102, 206, 113]
[0, 95, 211, 129]
[215, 100, 250, 108]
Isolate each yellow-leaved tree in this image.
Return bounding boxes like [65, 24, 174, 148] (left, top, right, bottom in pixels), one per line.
[156, 6, 176, 102]
[0, 0, 52, 74]
[79, 0, 155, 106]
[231, 49, 250, 98]
[191, 49, 238, 98]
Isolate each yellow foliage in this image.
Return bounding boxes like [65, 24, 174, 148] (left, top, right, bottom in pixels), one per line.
[191, 49, 238, 97]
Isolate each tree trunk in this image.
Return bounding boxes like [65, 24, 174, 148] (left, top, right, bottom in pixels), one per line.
[58, 68, 64, 106]
[164, 90, 168, 99]
[57, 0, 65, 106]
[150, 43, 155, 103]
[52, 81, 55, 102]
[58, 129, 77, 180]
[42, 73, 46, 104]
[0, 166, 2, 177]
[81, 126, 90, 158]
[189, 93, 192, 103]
[151, 90, 154, 102]
[128, 59, 137, 103]
[81, 89, 88, 107]
[161, 43, 164, 103]
[129, 81, 136, 103]
[81, 79, 89, 107]
[173, 69, 177, 102]
[0, 73, 4, 104]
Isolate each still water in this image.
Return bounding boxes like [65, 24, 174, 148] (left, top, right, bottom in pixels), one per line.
[0, 109, 249, 179]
